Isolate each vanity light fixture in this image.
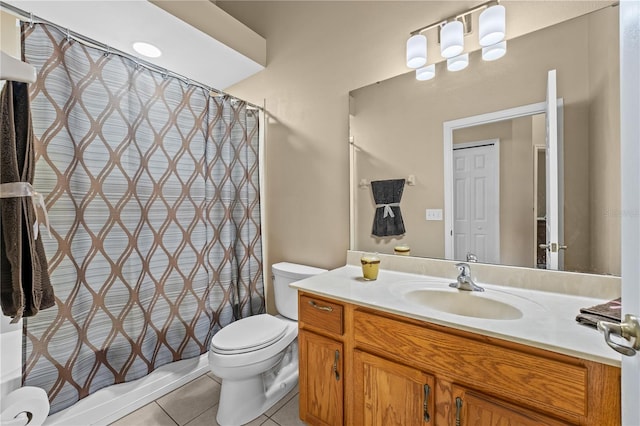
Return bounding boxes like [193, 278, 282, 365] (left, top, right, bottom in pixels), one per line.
[132, 41, 162, 58]
[416, 64, 436, 81]
[406, 0, 506, 80]
[447, 53, 469, 72]
[406, 34, 427, 68]
[482, 40, 507, 61]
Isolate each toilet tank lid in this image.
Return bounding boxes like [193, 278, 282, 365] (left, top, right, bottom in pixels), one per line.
[272, 262, 327, 279]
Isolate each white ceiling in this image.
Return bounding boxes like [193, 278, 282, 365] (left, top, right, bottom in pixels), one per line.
[5, 0, 265, 90]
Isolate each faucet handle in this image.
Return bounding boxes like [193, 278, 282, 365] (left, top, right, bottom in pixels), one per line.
[455, 262, 471, 276]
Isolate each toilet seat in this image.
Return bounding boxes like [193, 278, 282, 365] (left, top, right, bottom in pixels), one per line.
[211, 314, 288, 355]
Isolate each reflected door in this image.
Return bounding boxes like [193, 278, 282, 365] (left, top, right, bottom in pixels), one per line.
[453, 141, 500, 264]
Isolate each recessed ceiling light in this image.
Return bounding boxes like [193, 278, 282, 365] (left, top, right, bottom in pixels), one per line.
[132, 42, 162, 58]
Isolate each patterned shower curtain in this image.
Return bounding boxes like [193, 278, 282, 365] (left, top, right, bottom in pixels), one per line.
[20, 23, 264, 413]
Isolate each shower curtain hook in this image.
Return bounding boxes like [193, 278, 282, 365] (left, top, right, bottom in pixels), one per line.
[66, 28, 71, 42]
[104, 45, 111, 57]
[29, 12, 34, 28]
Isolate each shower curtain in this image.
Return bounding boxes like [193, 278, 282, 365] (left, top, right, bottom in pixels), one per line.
[20, 23, 264, 413]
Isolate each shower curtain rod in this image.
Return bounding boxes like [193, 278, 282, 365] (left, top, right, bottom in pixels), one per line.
[0, 1, 264, 111]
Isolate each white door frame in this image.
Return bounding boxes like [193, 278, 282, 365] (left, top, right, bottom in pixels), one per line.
[443, 100, 564, 260]
[452, 139, 500, 263]
[619, 0, 640, 422]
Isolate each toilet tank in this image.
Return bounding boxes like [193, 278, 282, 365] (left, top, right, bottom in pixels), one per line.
[272, 262, 327, 320]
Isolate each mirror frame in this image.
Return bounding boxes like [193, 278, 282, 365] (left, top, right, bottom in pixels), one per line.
[349, 4, 620, 276]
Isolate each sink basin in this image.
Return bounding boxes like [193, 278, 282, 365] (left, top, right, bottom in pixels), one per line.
[403, 289, 523, 320]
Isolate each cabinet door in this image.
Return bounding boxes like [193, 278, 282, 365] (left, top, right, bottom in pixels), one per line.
[353, 350, 435, 426]
[451, 385, 571, 426]
[299, 330, 343, 426]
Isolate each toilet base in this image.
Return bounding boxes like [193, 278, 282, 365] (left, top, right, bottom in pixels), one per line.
[215, 344, 299, 426]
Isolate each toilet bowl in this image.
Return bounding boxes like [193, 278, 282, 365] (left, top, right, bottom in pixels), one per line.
[208, 262, 326, 426]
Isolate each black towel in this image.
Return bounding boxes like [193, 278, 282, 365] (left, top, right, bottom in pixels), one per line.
[0, 80, 54, 322]
[371, 179, 406, 237]
[575, 298, 621, 328]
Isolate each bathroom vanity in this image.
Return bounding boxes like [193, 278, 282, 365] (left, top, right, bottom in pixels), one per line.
[294, 252, 621, 426]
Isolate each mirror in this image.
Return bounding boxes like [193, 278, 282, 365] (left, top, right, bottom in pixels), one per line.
[349, 5, 620, 276]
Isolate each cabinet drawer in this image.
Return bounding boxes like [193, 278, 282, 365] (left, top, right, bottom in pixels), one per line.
[299, 294, 344, 336]
[354, 309, 588, 420]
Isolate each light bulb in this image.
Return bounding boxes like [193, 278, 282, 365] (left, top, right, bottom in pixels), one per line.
[479, 5, 506, 47]
[406, 34, 427, 69]
[132, 42, 162, 58]
[416, 64, 436, 81]
[447, 53, 469, 72]
[482, 41, 507, 61]
[440, 21, 464, 59]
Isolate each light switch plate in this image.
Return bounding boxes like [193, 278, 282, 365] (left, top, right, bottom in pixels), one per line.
[426, 209, 443, 221]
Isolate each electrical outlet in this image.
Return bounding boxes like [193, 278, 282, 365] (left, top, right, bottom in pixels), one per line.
[426, 209, 443, 221]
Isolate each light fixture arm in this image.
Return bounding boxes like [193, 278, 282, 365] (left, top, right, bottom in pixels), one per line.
[409, 0, 499, 36]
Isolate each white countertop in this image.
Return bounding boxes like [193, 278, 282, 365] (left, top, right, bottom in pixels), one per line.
[291, 264, 622, 367]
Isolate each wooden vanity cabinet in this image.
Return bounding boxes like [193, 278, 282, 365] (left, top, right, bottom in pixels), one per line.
[297, 292, 621, 426]
[298, 294, 345, 426]
[351, 352, 567, 426]
[353, 349, 435, 426]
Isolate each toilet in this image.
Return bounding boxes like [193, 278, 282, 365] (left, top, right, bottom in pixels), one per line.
[208, 262, 326, 426]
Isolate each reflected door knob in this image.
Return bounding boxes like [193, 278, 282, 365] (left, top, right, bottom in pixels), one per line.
[539, 242, 568, 252]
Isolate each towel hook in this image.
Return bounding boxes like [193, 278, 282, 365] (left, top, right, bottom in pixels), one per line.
[359, 175, 416, 189]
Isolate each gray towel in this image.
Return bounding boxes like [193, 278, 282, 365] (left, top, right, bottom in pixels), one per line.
[371, 179, 406, 237]
[0, 80, 54, 322]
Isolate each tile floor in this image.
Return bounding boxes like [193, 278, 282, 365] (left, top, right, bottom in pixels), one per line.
[110, 373, 304, 426]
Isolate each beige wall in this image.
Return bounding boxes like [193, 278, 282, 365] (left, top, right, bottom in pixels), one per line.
[215, 1, 619, 312]
[588, 6, 621, 275]
[1, 11, 19, 57]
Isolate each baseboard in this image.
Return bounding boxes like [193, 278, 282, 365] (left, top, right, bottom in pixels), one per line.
[44, 354, 209, 426]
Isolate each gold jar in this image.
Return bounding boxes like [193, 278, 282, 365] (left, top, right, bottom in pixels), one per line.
[360, 253, 380, 281]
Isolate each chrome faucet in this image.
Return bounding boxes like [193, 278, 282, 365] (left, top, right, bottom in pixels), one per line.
[449, 262, 484, 292]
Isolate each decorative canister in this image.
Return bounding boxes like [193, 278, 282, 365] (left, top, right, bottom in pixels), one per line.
[394, 245, 411, 256]
[360, 253, 380, 281]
